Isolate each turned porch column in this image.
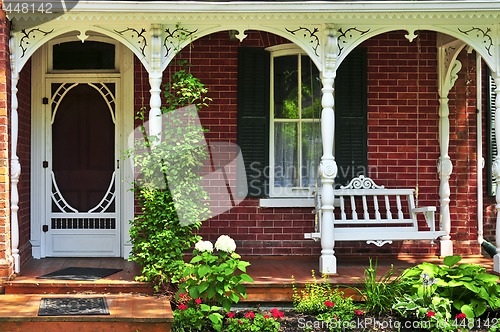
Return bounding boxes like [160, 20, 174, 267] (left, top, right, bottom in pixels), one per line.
[149, 24, 163, 145]
[437, 40, 463, 257]
[319, 27, 338, 275]
[493, 73, 500, 272]
[9, 38, 21, 274]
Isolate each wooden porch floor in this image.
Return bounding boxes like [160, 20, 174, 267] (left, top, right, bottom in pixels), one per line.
[2, 255, 495, 301]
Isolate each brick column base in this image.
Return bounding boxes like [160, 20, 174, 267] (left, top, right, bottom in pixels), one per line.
[0, 258, 14, 279]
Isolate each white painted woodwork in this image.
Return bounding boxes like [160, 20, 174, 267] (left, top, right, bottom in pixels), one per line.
[436, 36, 465, 257]
[9, 38, 21, 273]
[28, 36, 134, 261]
[305, 175, 446, 251]
[318, 26, 338, 275]
[149, 24, 163, 145]
[3, 1, 500, 274]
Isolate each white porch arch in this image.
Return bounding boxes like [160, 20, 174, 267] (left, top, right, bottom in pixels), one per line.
[5, 1, 500, 274]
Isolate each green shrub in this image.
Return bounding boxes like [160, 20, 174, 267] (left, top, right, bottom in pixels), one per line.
[176, 236, 253, 312]
[400, 255, 500, 318]
[128, 61, 211, 290]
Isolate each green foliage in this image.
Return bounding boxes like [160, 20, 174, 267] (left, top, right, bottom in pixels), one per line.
[224, 310, 282, 332]
[128, 62, 211, 290]
[292, 269, 360, 331]
[172, 302, 223, 332]
[354, 258, 408, 314]
[176, 236, 254, 313]
[393, 295, 455, 332]
[292, 270, 335, 314]
[400, 255, 500, 318]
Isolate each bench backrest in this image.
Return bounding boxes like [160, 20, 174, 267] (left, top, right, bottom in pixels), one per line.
[332, 176, 418, 229]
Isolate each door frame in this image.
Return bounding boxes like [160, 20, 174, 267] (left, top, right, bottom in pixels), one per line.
[30, 34, 135, 259]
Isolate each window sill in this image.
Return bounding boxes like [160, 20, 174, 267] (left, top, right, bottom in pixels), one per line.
[259, 198, 315, 208]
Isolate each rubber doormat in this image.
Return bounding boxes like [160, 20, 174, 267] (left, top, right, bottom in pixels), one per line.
[38, 297, 110, 316]
[37, 267, 123, 281]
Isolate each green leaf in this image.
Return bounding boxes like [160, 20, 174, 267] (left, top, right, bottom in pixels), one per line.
[461, 305, 475, 318]
[198, 264, 211, 277]
[190, 256, 203, 264]
[239, 273, 254, 282]
[443, 255, 462, 267]
[476, 273, 499, 283]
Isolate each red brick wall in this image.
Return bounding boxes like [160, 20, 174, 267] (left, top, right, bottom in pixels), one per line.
[0, 5, 12, 279]
[132, 29, 487, 258]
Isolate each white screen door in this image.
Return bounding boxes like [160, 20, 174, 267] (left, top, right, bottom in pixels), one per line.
[45, 81, 120, 257]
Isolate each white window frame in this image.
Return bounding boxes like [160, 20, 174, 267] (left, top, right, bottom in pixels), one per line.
[267, 44, 321, 198]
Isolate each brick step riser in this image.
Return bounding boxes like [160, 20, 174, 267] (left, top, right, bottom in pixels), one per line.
[3, 283, 154, 295]
[0, 321, 171, 332]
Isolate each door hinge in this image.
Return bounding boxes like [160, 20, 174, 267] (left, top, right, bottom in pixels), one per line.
[116, 160, 120, 169]
[42, 161, 49, 168]
[42, 97, 48, 105]
[42, 225, 48, 233]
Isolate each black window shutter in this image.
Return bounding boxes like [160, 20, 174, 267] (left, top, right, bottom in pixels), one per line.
[487, 69, 497, 196]
[237, 47, 270, 197]
[334, 48, 368, 186]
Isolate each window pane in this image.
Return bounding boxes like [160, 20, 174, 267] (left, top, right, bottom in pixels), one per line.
[301, 121, 322, 187]
[274, 122, 298, 188]
[53, 41, 115, 70]
[301, 56, 322, 119]
[274, 55, 299, 119]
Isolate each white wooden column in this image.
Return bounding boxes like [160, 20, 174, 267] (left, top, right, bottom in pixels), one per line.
[9, 38, 21, 274]
[149, 24, 163, 145]
[319, 27, 338, 275]
[493, 73, 500, 272]
[437, 40, 463, 257]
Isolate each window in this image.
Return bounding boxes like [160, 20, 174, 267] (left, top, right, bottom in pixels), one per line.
[238, 45, 367, 198]
[270, 47, 322, 196]
[52, 41, 115, 70]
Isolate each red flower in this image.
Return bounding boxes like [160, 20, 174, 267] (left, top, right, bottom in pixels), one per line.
[178, 304, 188, 311]
[264, 315, 270, 319]
[194, 298, 202, 305]
[244, 311, 255, 319]
[324, 300, 335, 308]
[354, 309, 364, 316]
[270, 308, 284, 318]
[227, 312, 236, 318]
[427, 311, 436, 317]
[456, 313, 467, 320]
[238, 319, 243, 324]
[179, 293, 187, 299]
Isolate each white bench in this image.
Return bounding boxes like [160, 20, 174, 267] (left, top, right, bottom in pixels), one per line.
[305, 175, 447, 247]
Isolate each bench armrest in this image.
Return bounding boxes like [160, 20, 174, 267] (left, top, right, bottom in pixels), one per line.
[412, 207, 436, 231]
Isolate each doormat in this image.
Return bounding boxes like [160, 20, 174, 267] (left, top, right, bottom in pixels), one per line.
[37, 267, 123, 281]
[38, 297, 110, 316]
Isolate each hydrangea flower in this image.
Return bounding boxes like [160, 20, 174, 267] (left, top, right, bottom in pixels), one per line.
[194, 240, 213, 253]
[215, 235, 237, 253]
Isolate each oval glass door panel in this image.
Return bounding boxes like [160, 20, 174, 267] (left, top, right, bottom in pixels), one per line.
[52, 83, 115, 212]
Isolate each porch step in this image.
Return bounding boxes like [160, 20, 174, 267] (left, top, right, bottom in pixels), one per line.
[3, 279, 154, 295]
[0, 293, 173, 332]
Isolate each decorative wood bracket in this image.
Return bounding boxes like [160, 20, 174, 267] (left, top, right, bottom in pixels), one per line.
[286, 25, 320, 57]
[114, 27, 148, 58]
[163, 25, 198, 61]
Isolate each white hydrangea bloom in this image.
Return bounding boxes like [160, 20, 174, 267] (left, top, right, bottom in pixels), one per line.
[214, 235, 236, 253]
[195, 240, 213, 253]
